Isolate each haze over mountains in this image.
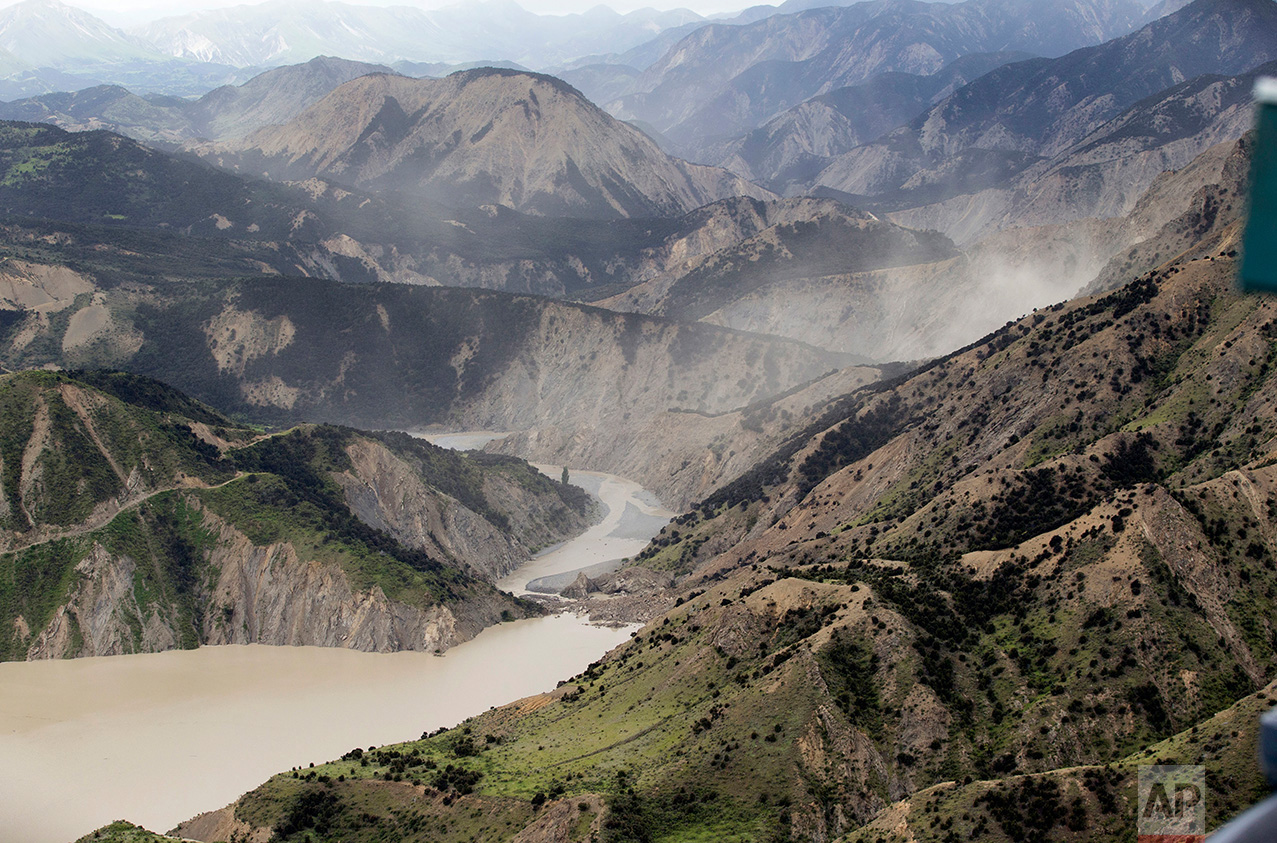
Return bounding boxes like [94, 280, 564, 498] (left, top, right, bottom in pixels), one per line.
[134, 0, 708, 68]
[808, 0, 1277, 218]
[602, 0, 1153, 158]
[0, 0, 1182, 99]
[0, 0, 1269, 439]
[2, 0, 1277, 840]
[193, 68, 770, 218]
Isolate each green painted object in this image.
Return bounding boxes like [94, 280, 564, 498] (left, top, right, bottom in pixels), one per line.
[1242, 78, 1277, 294]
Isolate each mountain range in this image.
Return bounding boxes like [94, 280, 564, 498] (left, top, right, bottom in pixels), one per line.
[109, 213, 1277, 843]
[808, 0, 1277, 221]
[3, 0, 1277, 840]
[0, 56, 392, 143]
[0, 0, 240, 97]
[133, 0, 708, 69]
[0, 0, 1185, 106]
[716, 50, 1034, 190]
[602, 0, 1153, 160]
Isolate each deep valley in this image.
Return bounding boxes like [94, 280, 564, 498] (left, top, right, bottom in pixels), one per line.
[0, 0, 1275, 840]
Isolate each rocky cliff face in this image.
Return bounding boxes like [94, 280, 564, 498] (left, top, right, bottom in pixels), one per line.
[197, 504, 491, 654]
[0, 275, 853, 507]
[24, 542, 177, 659]
[335, 436, 592, 581]
[19, 500, 508, 660]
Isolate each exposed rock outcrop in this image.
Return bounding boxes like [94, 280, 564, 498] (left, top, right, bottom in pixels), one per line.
[20, 501, 518, 659]
[25, 543, 177, 659]
[0, 372, 591, 662]
[199, 506, 488, 654]
[334, 437, 529, 581]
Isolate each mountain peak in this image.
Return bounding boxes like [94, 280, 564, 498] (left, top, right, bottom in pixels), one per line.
[203, 70, 770, 219]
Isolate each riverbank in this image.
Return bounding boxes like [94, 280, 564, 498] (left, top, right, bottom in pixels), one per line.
[497, 468, 673, 596]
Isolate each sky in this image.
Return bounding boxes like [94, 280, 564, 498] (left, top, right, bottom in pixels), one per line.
[13, 0, 756, 26]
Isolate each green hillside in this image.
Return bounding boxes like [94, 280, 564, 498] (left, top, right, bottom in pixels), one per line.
[0, 370, 592, 662]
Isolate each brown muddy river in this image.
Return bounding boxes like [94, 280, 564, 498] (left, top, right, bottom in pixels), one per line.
[0, 438, 666, 843]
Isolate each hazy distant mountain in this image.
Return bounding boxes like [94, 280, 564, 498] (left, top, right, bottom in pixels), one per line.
[133, 0, 707, 69]
[0, 44, 30, 76]
[586, 131, 1248, 361]
[555, 63, 643, 108]
[197, 68, 771, 219]
[607, 0, 1149, 159]
[0, 56, 394, 143]
[0, 0, 239, 96]
[391, 59, 531, 78]
[190, 55, 395, 140]
[716, 51, 1032, 189]
[619, 198, 961, 325]
[0, 45, 74, 101]
[0, 85, 196, 140]
[887, 58, 1274, 244]
[0, 0, 158, 68]
[813, 0, 1277, 216]
[553, 0, 947, 77]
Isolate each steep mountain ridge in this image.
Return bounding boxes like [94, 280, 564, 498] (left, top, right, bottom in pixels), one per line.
[882, 58, 1271, 244]
[197, 68, 771, 219]
[0, 370, 595, 662]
